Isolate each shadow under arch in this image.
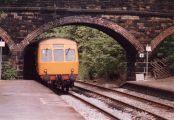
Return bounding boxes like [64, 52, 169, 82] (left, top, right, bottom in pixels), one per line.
[20, 16, 144, 53]
[0, 27, 15, 51]
[151, 26, 174, 51]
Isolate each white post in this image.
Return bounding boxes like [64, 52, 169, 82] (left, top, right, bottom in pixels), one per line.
[0, 46, 2, 80]
[146, 50, 149, 77]
[0, 40, 5, 80]
[145, 44, 151, 79]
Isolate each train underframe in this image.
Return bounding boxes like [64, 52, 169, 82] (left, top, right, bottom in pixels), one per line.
[41, 74, 76, 92]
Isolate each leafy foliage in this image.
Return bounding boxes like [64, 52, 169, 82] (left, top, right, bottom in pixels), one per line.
[40, 25, 127, 80]
[152, 34, 174, 74]
[2, 62, 17, 80]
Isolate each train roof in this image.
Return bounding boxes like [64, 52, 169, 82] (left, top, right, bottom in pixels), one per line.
[39, 38, 76, 45]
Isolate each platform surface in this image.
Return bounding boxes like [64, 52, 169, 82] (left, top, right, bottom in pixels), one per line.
[127, 77, 174, 92]
[0, 80, 84, 120]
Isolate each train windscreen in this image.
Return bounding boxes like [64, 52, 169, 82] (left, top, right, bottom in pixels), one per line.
[65, 49, 76, 61]
[41, 49, 52, 62]
[54, 49, 64, 61]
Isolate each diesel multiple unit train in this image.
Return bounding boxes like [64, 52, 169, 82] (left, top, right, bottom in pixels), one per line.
[36, 38, 79, 91]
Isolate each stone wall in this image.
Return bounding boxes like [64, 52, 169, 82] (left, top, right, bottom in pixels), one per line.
[1, 0, 173, 13]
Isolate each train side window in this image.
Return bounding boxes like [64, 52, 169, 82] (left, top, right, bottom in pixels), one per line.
[41, 49, 52, 62]
[54, 49, 64, 61]
[65, 49, 76, 61]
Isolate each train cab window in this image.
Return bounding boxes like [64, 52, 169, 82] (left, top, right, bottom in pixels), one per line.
[65, 49, 76, 61]
[54, 49, 64, 61]
[42, 49, 52, 62]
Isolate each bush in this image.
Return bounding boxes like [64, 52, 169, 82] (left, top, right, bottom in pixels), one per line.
[2, 63, 17, 80]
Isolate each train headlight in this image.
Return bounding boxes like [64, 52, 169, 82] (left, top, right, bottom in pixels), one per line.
[44, 69, 47, 74]
[71, 68, 74, 74]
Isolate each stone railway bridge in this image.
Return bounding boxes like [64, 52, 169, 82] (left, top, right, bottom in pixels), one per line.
[0, 0, 173, 79]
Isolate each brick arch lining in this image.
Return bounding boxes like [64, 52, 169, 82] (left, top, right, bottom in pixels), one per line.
[151, 26, 174, 51]
[19, 16, 144, 52]
[0, 27, 15, 50]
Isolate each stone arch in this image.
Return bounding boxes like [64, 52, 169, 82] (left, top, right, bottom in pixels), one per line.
[151, 26, 174, 51]
[19, 16, 144, 52]
[0, 27, 15, 50]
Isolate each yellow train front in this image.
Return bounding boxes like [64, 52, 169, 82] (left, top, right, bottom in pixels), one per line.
[37, 38, 79, 91]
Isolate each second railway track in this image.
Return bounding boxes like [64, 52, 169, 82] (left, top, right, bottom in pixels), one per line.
[73, 80, 174, 120]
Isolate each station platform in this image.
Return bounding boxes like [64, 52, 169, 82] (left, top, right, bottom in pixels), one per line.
[124, 77, 174, 100]
[0, 80, 84, 120]
[127, 77, 174, 92]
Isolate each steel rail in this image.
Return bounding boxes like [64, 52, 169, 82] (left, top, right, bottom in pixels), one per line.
[69, 91, 120, 120]
[75, 81, 174, 120]
[76, 80, 174, 110]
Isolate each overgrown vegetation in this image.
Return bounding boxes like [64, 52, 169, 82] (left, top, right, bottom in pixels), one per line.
[2, 62, 17, 80]
[152, 34, 174, 75]
[40, 26, 127, 80]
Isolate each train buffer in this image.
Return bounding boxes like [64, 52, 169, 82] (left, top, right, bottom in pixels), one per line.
[0, 80, 84, 120]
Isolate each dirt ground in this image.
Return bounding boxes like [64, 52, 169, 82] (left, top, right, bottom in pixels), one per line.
[81, 78, 126, 88]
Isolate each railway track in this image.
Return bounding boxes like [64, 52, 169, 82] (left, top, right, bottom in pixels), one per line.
[69, 91, 120, 120]
[74, 80, 174, 120]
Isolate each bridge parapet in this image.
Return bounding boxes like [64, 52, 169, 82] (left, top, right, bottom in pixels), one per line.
[0, 0, 173, 14]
